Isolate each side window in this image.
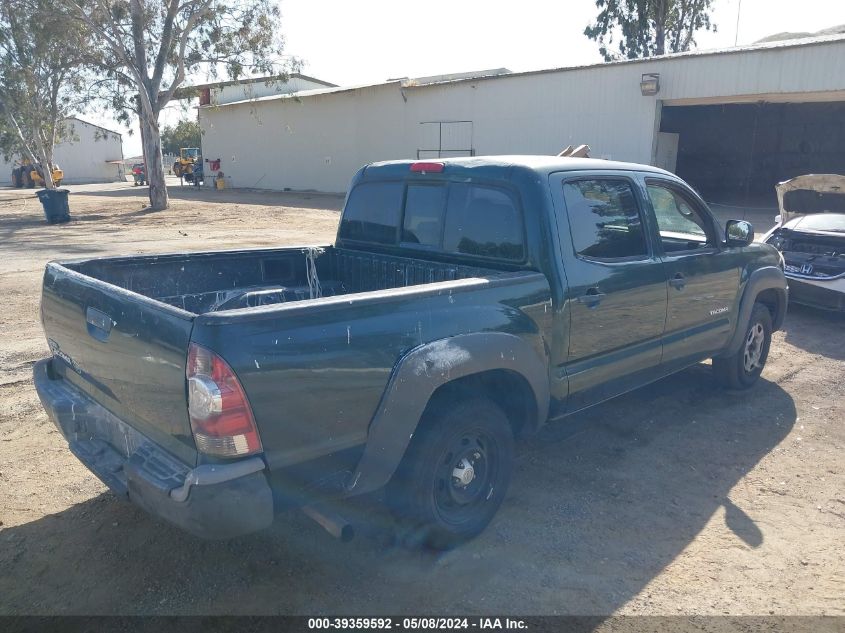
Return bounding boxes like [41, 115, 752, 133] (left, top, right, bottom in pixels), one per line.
[338, 181, 404, 244]
[646, 182, 711, 241]
[562, 179, 648, 260]
[443, 184, 525, 260]
[402, 184, 448, 247]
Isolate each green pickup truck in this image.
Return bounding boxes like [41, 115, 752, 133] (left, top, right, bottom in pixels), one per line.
[34, 156, 787, 548]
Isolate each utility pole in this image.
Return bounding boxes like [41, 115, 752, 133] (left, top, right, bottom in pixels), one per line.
[734, 0, 743, 46]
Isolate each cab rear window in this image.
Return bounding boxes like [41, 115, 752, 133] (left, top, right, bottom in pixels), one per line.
[340, 180, 525, 262]
[443, 184, 524, 260]
[338, 181, 404, 244]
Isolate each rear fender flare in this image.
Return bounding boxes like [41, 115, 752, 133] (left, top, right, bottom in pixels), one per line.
[345, 332, 549, 496]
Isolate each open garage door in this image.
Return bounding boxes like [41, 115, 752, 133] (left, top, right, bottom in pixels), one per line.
[659, 102, 845, 208]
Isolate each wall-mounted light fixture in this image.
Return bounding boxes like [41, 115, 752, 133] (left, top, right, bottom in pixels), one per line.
[640, 73, 660, 96]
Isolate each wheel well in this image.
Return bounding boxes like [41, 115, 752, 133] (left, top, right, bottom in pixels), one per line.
[756, 288, 782, 326]
[422, 370, 539, 438]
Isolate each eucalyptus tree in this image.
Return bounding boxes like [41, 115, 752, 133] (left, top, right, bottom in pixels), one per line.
[585, 0, 717, 61]
[0, 0, 95, 189]
[65, 0, 293, 209]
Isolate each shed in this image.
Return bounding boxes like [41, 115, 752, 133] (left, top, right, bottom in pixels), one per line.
[198, 35, 845, 204]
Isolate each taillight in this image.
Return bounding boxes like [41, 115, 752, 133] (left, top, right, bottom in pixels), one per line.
[410, 161, 444, 173]
[186, 343, 262, 458]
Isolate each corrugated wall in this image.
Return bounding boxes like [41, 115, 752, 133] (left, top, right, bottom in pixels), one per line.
[199, 38, 845, 193]
[201, 84, 410, 192]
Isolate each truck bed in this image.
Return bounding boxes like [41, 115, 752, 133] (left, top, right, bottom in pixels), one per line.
[64, 246, 498, 314]
[41, 245, 530, 469]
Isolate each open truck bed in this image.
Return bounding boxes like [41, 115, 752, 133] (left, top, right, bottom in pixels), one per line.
[64, 246, 498, 314]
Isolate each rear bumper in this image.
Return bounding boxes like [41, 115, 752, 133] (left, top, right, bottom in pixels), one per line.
[785, 276, 845, 312]
[33, 358, 274, 539]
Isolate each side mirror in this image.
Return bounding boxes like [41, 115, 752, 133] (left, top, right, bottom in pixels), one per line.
[725, 219, 754, 247]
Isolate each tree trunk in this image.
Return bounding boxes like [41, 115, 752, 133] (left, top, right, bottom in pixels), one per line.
[653, 0, 668, 56]
[39, 160, 56, 189]
[35, 139, 56, 190]
[139, 107, 169, 210]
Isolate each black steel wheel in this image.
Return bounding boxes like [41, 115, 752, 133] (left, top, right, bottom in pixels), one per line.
[388, 397, 514, 549]
[713, 302, 773, 389]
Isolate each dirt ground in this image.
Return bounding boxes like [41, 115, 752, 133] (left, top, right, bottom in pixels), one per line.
[0, 179, 843, 616]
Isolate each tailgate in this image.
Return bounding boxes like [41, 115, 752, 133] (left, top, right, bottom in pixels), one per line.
[40, 262, 197, 466]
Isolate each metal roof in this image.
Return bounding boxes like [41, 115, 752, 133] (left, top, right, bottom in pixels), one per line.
[187, 73, 337, 91]
[403, 68, 512, 85]
[199, 80, 404, 108]
[403, 33, 845, 90]
[201, 33, 845, 109]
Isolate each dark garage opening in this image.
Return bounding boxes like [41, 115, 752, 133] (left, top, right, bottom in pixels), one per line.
[659, 101, 845, 207]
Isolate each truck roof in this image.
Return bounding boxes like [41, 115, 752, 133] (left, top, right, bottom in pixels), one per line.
[363, 155, 674, 180]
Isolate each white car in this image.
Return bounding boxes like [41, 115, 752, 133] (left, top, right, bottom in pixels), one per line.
[762, 174, 845, 312]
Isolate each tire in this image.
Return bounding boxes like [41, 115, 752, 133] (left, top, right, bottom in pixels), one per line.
[713, 302, 773, 389]
[11, 169, 20, 188]
[387, 397, 514, 550]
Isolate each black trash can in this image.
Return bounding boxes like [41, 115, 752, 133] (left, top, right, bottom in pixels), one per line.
[36, 188, 71, 224]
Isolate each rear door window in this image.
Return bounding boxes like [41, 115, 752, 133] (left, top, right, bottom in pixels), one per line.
[338, 181, 404, 244]
[443, 184, 525, 260]
[562, 179, 649, 260]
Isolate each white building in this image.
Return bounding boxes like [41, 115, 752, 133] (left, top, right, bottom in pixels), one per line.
[57, 118, 125, 184]
[0, 117, 124, 186]
[198, 35, 845, 203]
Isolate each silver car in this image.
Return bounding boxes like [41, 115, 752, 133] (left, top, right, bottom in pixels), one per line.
[763, 174, 845, 311]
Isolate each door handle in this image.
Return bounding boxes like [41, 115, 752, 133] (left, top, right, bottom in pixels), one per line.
[86, 307, 113, 342]
[576, 287, 606, 307]
[669, 273, 686, 290]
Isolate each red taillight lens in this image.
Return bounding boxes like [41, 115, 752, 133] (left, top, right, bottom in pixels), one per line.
[186, 343, 262, 458]
[410, 161, 444, 173]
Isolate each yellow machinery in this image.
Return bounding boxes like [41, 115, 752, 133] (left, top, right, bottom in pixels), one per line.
[11, 157, 63, 188]
[171, 147, 200, 178]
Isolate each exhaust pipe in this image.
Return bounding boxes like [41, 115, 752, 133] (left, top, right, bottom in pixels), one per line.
[303, 503, 354, 542]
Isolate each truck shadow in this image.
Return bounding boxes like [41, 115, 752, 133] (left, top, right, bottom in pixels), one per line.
[0, 366, 795, 615]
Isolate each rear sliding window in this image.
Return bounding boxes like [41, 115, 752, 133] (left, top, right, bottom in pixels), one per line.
[402, 184, 448, 247]
[341, 180, 525, 261]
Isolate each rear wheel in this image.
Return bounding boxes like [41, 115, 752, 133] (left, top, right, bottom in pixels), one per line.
[387, 397, 514, 550]
[713, 302, 772, 389]
[11, 169, 20, 188]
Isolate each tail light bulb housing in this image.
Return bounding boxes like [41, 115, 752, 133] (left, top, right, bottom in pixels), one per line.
[186, 343, 262, 458]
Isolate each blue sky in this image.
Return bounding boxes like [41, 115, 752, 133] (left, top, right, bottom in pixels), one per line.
[106, 0, 845, 157]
